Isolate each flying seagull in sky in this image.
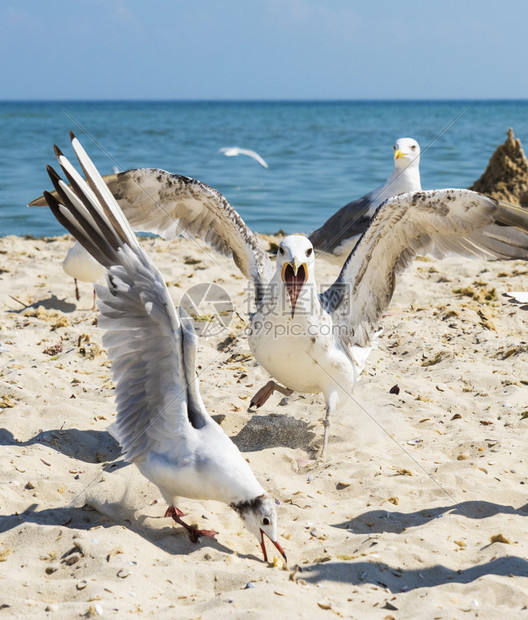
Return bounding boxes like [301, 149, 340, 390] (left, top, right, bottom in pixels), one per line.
[219, 146, 269, 168]
[32, 140, 528, 454]
[309, 137, 421, 264]
[41, 134, 286, 563]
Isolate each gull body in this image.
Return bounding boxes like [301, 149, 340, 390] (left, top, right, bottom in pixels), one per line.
[248, 234, 373, 453]
[309, 138, 422, 264]
[138, 418, 264, 506]
[63, 240, 105, 283]
[41, 134, 286, 562]
[63, 240, 105, 306]
[249, 235, 359, 395]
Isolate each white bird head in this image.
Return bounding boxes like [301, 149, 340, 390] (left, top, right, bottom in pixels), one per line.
[233, 494, 287, 563]
[276, 235, 316, 316]
[393, 137, 420, 169]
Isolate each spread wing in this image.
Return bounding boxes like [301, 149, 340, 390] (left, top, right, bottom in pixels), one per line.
[309, 193, 375, 261]
[30, 167, 273, 304]
[42, 133, 210, 463]
[321, 189, 528, 352]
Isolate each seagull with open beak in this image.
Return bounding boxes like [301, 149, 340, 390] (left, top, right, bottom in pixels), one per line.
[248, 235, 359, 455]
[280, 243, 311, 318]
[276, 235, 316, 320]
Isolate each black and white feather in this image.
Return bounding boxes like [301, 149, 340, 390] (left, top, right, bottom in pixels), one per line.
[41, 134, 285, 559]
[44, 140, 212, 463]
[33, 167, 273, 305]
[104, 168, 273, 303]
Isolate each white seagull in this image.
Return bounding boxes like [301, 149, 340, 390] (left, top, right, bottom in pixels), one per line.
[34, 141, 528, 455]
[309, 137, 422, 264]
[219, 146, 269, 169]
[63, 240, 105, 308]
[41, 134, 286, 563]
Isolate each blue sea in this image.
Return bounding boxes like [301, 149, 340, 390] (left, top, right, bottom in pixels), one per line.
[2, 100, 528, 238]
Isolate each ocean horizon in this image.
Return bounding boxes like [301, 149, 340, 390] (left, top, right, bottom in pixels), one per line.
[2, 99, 528, 238]
[4, 98, 528, 102]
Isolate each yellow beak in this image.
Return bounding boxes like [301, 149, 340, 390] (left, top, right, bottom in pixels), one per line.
[281, 260, 305, 280]
[394, 149, 405, 160]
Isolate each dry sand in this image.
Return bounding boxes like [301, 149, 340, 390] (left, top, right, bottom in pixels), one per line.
[1, 233, 528, 619]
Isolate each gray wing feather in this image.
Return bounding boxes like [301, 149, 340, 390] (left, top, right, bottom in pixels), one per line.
[105, 169, 273, 301]
[43, 135, 210, 464]
[495, 200, 528, 230]
[309, 193, 374, 257]
[321, 189, 528, 353]
[31, 168, 273, 304]
[97, 248, 208, 462]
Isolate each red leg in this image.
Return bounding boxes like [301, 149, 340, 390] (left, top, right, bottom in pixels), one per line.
[164, 506, 186, 518]
[165, 505, 218, 543]
[250, 380, 293, 409]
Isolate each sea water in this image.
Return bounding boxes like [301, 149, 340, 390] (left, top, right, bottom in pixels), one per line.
[1, 100, 528, 238]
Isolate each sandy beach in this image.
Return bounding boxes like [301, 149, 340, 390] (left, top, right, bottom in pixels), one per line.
[1, 232, 528, 618]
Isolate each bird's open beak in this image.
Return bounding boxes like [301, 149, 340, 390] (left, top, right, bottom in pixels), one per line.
[394, 149, 405, 160]
[260, 529, 287, 564]
[281, 261, 307, 317]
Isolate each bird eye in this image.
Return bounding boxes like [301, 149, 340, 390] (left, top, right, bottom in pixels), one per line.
[262, 517, 270, 526]
[278, 247, 285, 256]
[411, 145, 416, 151]
[306, 248, 313, 257]
[393, 145, 397, 150]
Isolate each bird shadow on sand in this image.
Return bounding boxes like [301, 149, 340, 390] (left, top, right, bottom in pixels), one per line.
[0, 427, 121, 465]
[232, 413, 317, 453]
[301, 556, 528, 592]
[0, 503, 259, 561]
[334, 501, 528, 535]
[6, 294, 77, 314]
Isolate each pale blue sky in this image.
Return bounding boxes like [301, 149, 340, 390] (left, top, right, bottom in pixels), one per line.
[2, 1, 527, 100]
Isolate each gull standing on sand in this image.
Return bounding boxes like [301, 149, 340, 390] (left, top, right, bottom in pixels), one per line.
[63, 240, 105, 308]
[41, 134, 286, 563]
[309, 137, 422, 264]
[219, 146, 269, 168]
[33, 143, 528, 454]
